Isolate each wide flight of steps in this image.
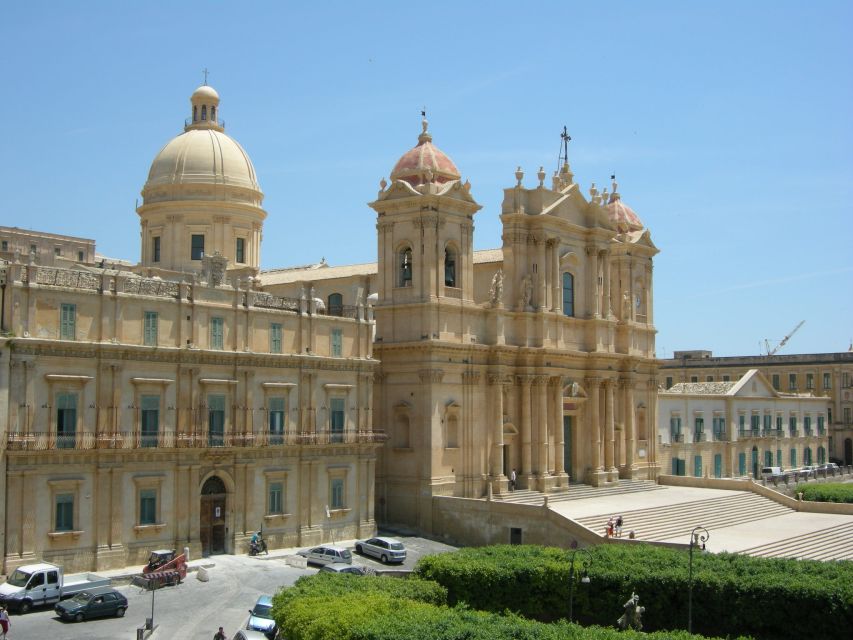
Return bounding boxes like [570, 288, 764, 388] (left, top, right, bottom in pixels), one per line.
[573, 491, 792, 541]
[495, 479, 664, 505]
[738, 521, 853, 560]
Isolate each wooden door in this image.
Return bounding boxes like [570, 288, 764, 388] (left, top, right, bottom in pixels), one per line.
[200, 476, 227, 556]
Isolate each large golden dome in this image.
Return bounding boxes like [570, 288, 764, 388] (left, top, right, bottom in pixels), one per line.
[141, 85, 263, 206]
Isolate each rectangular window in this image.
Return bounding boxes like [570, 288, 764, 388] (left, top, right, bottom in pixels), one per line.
[268, 482, 283, 515]
[706, 376, 714, 382]
[739, 415, 746, 432]
[562, 272, 574, 316]
[806, 373, 814, 390]
[750, 414, 760, 431]
[712, 417, 725, 440]
[713, 454, 722, 478]
[722, 375, 730, 382]
[671, 458, 685, 476]
[77, 250, 84, 262]
[269, 397, 285, 444]
[330, 478, 345, 509]
[152, 236, 161, 262]
[665, 377, 673, 389]
[763, 414, 772, 432]
[771, 374, 780, 390]
[846, 407, 852, 425]
[270, 323, 282, 354]
[56, 392, 77, 449]
[60, 303, 76, 340]
[208, 394, 225, 446]
[330, 397, 345, 442]
[823, 372, 831, 390]
[139, 489, 157, 525]
[236, 238, 245, 264]
[738, 452, 746, 476]
[54, 246, 61, 256]
[690, 376, 698, 383]
[817, 415, 825, 433]
[693, 455, 703, 478]
[776, 415, 783, 431]
[30, 243, 37, 254]
[191, 234, 205, 260]
[804, 416, 812, 435]
[0, 240, 7, 251]
[790, 448, 797, 467]
[331, 329, 342, 357]
[788, 373, 797, 391]
[693, 417, 704, 442]
[143, 311, 158, 346]
[140, 394, 159, 447]
[789, 415, 797, 434]
[210, 316, 224, 350]
[55, 494, 74, 532]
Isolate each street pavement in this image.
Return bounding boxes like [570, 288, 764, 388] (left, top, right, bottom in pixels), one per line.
[7, 535, 456, 640]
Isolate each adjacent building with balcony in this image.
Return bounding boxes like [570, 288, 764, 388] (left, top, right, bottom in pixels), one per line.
[660, 350, 853, 465]
[659, 369, 830, 478]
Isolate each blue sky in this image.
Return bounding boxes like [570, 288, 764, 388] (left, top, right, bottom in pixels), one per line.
[1, 1, 851, 357]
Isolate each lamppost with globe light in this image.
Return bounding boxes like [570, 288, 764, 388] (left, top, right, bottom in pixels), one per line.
[688, 526, 709, 634]
[568, 547, 593, 623]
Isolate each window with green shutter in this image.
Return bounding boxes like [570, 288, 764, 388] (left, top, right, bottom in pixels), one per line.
[269, 397, 285, 444]
[56, 392, 77, 448]
[139, 489, 156, 525]
[270, 323, 282, 353]
[208, 394, 225, 446]
[693, 455, 702, 477]
[713, 454, 722, 478]
[330, 397, 345, 442]
[141, 395, 159, 447]
[330, 478, 345, 509]
[55, 494, 74, 532]
[790, 448, 797, 467]
[210, 317, 224, 350]
[144, 311, 158, 346]
[60, 303, 76, 340]
[268, 482, 283, 514]
[738, 452, 746, 476]
[331, 329, 342, 357]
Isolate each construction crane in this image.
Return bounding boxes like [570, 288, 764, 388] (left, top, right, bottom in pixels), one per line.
[764, 320, 805, 356]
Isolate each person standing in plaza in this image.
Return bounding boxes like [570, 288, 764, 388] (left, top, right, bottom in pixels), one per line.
[0, 605, 10, 640]
[615, 514, 623, 538]
[510, 468, 517, 491]
[213, 626, 226, 640]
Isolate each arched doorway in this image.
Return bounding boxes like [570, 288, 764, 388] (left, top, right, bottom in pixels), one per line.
[200, 476, 227, 557]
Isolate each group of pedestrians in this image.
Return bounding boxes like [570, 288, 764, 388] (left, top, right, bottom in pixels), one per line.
[606, 514, 624, 538]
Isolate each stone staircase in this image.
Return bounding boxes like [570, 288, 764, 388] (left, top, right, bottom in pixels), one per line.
[494, 479, 664, 506]
[738, 521, 853, 561]
[573, 491, 793, 541]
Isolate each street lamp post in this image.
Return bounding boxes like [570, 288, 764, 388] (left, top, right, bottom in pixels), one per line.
[568, 548, 592, 624]
[687, 526, 709, 634]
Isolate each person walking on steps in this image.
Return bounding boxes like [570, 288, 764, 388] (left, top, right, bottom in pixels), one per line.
[615, 514, 623, 538]
[213, 626, 226, 640]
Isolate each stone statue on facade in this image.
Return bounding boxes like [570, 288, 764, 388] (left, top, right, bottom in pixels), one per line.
[518, 274, 533, 310]
[202, 251, 227, 287]
[489, 269, 504, 307]
[617, 592, 645, 631]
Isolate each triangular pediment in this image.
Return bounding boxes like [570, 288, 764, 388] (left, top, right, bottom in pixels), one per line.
[730, 370, 777, 398]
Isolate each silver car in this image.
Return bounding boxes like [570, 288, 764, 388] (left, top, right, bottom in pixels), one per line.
[297, 545, 352, 566]
[355, 537, 407, 564]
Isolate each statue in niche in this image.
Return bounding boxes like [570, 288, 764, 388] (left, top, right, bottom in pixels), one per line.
[622, 290, 632, 319]
[489, 269, 504, 307]
[617, 592, 645, 631]
[518, 274, 533, 310]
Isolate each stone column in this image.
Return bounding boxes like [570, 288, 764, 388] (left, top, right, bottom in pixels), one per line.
[519, 375, 533, 478]
[623, 377, 635, 471]
[586, 246, 600, 318]
[552, 377, 565, 476]
[601, 250, 612, 318]
[605, 379, 616, 471]
[587, 378, 602, 470]
[535, 376, 549, 475]
[536, 236, 547, 311]
[550, 240, 561, 312]
[488, 374, 505, 478]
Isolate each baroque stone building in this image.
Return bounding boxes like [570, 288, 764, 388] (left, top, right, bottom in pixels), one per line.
[0, 83, 661, 569]
[658, 369, 830, 479]
[660, 350, 853, 465]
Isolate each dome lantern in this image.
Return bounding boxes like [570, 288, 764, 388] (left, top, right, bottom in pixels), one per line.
[186, 83, 223, 132]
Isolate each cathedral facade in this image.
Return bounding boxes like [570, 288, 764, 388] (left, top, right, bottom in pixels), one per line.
[0, 83, 660, 571]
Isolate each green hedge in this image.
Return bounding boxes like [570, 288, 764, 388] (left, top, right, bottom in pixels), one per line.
[797, 482, 853, 503]
[272, 580, 747, 640]
[414, 544, 853, 639]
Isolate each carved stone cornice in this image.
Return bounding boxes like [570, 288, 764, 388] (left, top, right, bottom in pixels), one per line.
[414, 215, 438, 229]
[548, 375, 564, 387]
[532, 375, 549, 386]
[462, 371, 480, 385]
[487, 373, 503, 386]
[516, 374, 536, 385]
[418, 368, 444, 384]
[376, 221, 395, 233]
[585, 376, 602, 388]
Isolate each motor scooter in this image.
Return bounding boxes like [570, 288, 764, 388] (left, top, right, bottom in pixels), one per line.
[249, 535, 268, 556]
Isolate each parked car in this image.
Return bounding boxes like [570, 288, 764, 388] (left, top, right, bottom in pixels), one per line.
[796, 467, 815, 479]
[354, 537, 407, 564]
[232, 630, 270, 640]
[319, 564, 370, 576]
[246, 594, 277, 639]
[54, 587, 128, 622]
[761, 466, 783, 480]
[822, 462, 840, 473]
[297, 545, 352, 566]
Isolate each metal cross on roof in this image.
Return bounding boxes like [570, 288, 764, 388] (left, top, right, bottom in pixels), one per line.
[203, 68, 209, 85]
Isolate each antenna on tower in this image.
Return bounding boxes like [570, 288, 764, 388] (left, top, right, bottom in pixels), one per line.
[557, 126, 571, 174]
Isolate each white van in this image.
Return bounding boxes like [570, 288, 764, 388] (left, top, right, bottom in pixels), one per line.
[761, 466, 783, 479]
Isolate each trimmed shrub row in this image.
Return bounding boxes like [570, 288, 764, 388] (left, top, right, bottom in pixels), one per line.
[797, 482, 853, 503]
[414, 544, 853, 639]
[270, 574, 748, 640]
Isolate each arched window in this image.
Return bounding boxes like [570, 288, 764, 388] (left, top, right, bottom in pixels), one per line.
[201, 105, 207, 121]
[399, 247, 413, 287]
[562, 272, 574, 316]
[328, 293, 343, 317]
[444, 247, 457, 287]
[193, 106, 198, 122]
[211, 106, 216, 121]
